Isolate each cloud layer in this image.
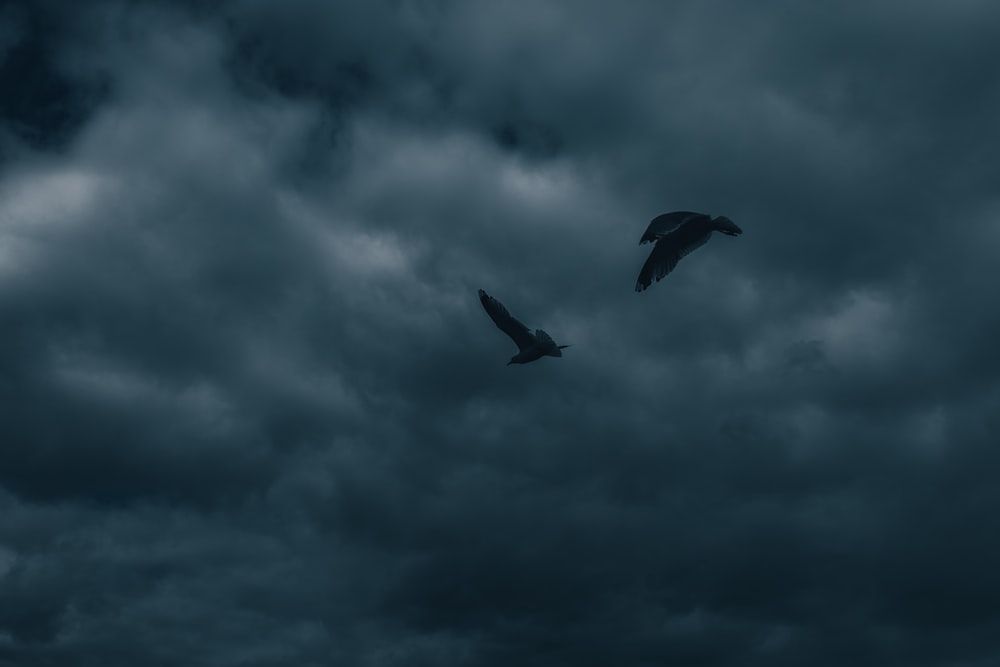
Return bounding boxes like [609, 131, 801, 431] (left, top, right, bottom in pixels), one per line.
[2, 1, 999, 664]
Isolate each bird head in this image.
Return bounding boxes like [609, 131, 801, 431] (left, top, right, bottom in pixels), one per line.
[714, 216, 742, 236]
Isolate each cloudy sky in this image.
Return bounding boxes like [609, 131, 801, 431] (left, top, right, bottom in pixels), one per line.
[2, 1, 1000, 664]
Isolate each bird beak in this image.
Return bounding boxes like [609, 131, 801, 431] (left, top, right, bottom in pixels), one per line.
[506, 360, 514, 366]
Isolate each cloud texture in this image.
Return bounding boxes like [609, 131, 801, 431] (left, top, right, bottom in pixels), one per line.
[2, 1, 1000, 664]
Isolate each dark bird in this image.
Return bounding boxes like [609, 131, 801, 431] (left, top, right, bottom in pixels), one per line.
[478, 289, 569, 365]
[635, 211, 742, 292]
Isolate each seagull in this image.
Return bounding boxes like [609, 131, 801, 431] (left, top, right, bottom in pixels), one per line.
[635, 211, 742, 292]
[478, 289, 569, 365]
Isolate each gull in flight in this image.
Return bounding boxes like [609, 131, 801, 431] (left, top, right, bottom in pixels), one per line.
[635, 211, 742, 292]
[478, 289, 569, 365]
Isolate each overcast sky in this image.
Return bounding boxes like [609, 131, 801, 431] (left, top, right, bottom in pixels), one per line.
[2, 1, 1000, 665]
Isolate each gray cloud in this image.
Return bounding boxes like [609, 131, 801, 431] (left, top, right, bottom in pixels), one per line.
[2, 0, 999, 664]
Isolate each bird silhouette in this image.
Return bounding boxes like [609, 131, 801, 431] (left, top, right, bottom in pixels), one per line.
[478, 289, 569, 365]
[635, 211, 742, 292]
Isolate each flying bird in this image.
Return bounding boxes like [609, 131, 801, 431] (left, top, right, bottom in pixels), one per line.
[478, 289, 569, 365]
[634, 211, 742, 292]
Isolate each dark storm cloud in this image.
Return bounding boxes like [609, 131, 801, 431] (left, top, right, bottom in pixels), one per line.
[0, 1, 107, 152]
[2, 0, 1000, 665]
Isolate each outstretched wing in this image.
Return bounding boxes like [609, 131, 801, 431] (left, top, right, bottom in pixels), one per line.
[479, 289, 535, 350]
[634, 227, 713, 292]
[638, 211, 709, 244]
[534, 329, 565, 356]
[534, 328, 555, 345]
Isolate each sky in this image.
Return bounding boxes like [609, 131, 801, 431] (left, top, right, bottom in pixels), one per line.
[2, 0, 1000, 664]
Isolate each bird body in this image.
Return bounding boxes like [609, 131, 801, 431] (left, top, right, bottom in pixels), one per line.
[634, 211, 742, 292]
[478, 289, 568, 365]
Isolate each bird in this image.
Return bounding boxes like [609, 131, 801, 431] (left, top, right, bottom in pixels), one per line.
[634, 211, 742, 292]
[478, 289, 569, 365]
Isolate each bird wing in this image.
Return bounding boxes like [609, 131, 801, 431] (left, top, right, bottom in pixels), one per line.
[638, 211, 709, 244]
[634, 227, 713, 292]
[534, 329, 565, 356]
[534, 329, 556, 346]
[479, 289, 535, 350]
